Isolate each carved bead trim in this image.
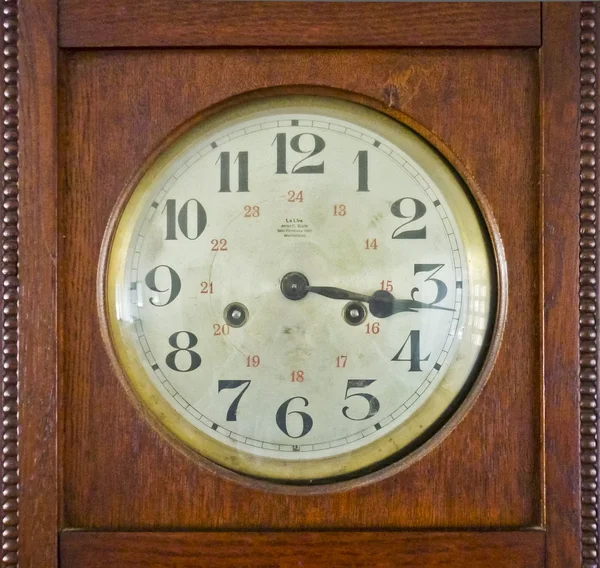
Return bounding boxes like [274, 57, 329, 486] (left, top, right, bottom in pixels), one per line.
[1, 0, 18, 566]
[581, 4, 599, 568]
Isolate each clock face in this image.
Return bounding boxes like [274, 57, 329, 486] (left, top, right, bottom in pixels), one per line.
[102, 95, 497, 484]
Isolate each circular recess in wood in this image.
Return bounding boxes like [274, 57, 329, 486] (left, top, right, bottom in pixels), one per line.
[98, 87, 506, 493]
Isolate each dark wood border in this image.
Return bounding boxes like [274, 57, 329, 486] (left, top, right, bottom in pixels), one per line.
[59, 530, 546, 568]
[57, 1, 541, 48]
[579, 5, 600, 567]
[2, 0, 59, 567]
[541, 3, 585, 567]
[2, 1, 594, 566]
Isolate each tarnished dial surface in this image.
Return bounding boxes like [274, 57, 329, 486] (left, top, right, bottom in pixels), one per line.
[103, 96, 496, 483]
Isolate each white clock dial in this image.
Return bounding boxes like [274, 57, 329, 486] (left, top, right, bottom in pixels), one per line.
[102, 96, 496, 483]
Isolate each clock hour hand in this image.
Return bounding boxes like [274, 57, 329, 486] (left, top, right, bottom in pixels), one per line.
[280, 272, 371, 303]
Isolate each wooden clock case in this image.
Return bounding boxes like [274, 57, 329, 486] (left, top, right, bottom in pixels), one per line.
[3, 1, 595, 566]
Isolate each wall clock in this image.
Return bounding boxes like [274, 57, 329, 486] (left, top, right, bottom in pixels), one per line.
[4, 1, 595, 567]
[101, 94, 498, 484]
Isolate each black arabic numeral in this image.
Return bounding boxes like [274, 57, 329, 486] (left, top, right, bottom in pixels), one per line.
[355, 150, 369, 191]
[274, 133, 287, 174]
[411, 264, 447, 305]
[165, 331, 202, 372]
[342, 379, 380, 421]
[164, 199, 207, 240]
[273, 132, 325, 174]
[218, 380, 251, 421]
[145, 265, 181, 307]
[291, 133, 325, 173]
[276, 396, 313, 438]
[391, 330, 430, 371]
[218, 151, 249, 192]
[390, 197, 427, 239]
[164, 199, 177, 240]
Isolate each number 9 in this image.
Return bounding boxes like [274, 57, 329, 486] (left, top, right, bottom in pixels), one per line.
[145, 265, 182, 307]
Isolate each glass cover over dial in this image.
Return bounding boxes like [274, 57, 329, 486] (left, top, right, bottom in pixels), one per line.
[102, 96, 497, 484]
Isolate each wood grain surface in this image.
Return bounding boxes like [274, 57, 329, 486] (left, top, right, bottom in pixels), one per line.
[58, 1, 541, 48]
[59, 48, 539, 530]
[8, 0, 59, 566]
[540, 4, 583, 568]
[4, 0, 592, 566]
[59, 530, 546, 568]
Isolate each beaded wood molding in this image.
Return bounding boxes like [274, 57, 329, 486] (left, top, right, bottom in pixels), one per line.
[580, 4, 599, 568]
[1, 0, 19, 566]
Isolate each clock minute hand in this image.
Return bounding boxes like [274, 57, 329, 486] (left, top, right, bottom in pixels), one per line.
[304, 286, 455, 318]
[368, 290, 455, 319]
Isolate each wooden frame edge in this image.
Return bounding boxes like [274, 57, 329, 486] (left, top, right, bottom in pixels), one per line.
[59, 530, 546, 568]
[542, 3, 595, 567]
[579, 4, 600, 567]
[57, 1, 541, 48]
[2, 0, 59, 567]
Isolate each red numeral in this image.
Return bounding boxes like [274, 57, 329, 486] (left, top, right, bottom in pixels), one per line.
[244, 205, 260, 218]
[336, 355, 347, 368]
[380, 280, 393, 292]
[365, 238, 377, 250]
[200, 281, 214, 294]
[291, 370, 305, 382]
[211, 238, 228, 251]
[287, 190, 304, 203]
[366, 322, 380, 335]
[213, 324, 230, 336]
[246, 355, 260, 368]
[333, 204, 347, 216]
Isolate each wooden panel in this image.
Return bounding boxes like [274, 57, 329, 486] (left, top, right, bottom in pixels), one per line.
[541, 3, 590, 567]
[59, 530, 546, 568]
[5, 0, 59, 566]
[58, 1, 541, 48]
[59, 48, 539, 529]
